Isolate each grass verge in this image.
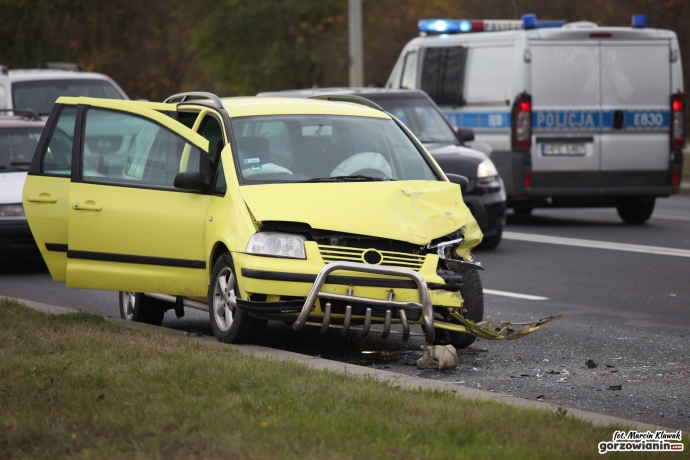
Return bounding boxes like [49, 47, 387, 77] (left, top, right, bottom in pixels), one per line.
[0, 298, 679, 459]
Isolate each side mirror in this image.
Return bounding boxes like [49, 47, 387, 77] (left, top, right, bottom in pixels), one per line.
[456, 128, 475, 143]
[446, 173, 469, 192]
[174, 171, 208, 192]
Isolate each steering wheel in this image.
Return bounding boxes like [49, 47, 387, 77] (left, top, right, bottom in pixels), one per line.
[348, 168, 390, 179]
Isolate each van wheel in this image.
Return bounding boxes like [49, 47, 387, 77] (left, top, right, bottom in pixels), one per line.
[209, 253, 266, 344]
[447, 270, 484, 349]
[119, 292, 166, 326]
[616, 197, 655, 224]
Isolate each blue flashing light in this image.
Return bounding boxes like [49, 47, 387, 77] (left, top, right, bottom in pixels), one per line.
[418, 19, 473, 34]
[631, 14, 646, 28]
[522, 14, 537, 30]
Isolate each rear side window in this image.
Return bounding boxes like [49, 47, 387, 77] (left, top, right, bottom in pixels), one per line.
[464, 46, 514, 104]
[421, 47, 466, 107]
[82, 108, 201, 190]
[42, 106, 77, 176]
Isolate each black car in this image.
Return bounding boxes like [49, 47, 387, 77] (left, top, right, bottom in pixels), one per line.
[257, 88, 506, 248]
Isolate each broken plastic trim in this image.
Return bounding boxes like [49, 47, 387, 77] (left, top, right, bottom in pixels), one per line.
[434, 312, 566, 340]
[292, 261, 435, 343]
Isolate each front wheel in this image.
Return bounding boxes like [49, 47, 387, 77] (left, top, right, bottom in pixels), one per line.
[209, 253, 266, 344]
[446, 270, 484, 349]
[119, 292, 166, 326]
[616, 197, 655, 224]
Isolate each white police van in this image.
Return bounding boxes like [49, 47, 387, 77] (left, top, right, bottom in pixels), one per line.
[386, 14, 684, 223]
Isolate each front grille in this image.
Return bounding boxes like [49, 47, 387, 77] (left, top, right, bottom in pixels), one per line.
[318, 244, 425, 271]
[325, 300, 422, 322]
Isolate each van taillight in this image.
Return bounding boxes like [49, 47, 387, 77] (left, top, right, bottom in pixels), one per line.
[671, 94, 685, 150]
[512, 93, 532, 151]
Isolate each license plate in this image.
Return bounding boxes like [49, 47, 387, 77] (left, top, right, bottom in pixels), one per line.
[541, 143, 586, 156]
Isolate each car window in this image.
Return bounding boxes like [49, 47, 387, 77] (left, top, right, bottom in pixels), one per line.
[13, 79, 124, 116]
[400, 51, 417, 89]
[464, 46, 514, 104]
[82, 108, 201, 189]
[198, 115, 224, 162]
[374, 97, 457, 144]
[231, 115, 439, 184]
[0, 128, 44, 172]
[421, 47, 466, 107]
[42, 106, 77, 176]
[0, 85, 6, 109]
[213, 159, 227, 195]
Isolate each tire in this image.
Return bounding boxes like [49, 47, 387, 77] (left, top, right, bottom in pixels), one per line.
[209, 253, 266, 344]
[478, 226, 502, 250]
[448, 269, 484, 349]
[616, 197, 655, 224]
[512, 203, 533, 216]
[119, 292, 167, 326]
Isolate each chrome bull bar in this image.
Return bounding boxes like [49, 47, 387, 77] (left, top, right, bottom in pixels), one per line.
[292, 261, 435, 343]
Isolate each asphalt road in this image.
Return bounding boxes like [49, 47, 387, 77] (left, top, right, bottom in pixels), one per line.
[2, 193, 689, 430]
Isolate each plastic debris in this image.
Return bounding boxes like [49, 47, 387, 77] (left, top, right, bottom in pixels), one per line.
[607, 384, 623, 390]
[586, 359, 598, 369]
[416, 344, 459, 370]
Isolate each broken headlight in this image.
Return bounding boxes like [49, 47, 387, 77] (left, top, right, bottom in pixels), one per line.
[246, 232, 306, 259]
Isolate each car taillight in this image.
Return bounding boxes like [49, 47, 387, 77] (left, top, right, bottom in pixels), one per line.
[523, 172, 532, 187]
[672, 170, 681, 186]
[512, 93, 532, 151]
[671, 94, 685, 150]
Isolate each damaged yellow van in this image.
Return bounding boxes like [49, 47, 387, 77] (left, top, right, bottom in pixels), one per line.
[23, 93, 560, 346]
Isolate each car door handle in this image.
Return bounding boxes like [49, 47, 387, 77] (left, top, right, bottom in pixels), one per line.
[27, 195, 57, 203]
[73, 203, 102, 211]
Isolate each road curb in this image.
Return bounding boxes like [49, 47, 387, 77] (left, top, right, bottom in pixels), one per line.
[12, 297, 671, 433]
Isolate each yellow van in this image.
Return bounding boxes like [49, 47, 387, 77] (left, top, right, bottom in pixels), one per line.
[23, 93, 560, 346]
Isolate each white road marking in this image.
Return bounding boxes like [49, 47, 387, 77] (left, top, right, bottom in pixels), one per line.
[503, 231, 690, 258]
[483, 289, 548, 301]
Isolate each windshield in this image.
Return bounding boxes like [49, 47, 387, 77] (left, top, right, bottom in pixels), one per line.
[231, 115, 439, 184]
[369, 96, 457, 144]
[0, 128, 43, 172]
[13, 79, 124, 116]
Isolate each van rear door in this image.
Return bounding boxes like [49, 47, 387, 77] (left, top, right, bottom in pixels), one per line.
[530, 41, 601, 187]
[600, 40, 670, 186]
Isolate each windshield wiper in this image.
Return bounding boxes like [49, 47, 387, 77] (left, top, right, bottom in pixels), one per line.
[307, 175, 392, 182]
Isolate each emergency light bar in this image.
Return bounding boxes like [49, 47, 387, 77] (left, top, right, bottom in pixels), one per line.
[418, 14, 565, 35]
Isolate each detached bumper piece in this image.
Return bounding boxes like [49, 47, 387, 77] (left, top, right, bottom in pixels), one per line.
[292, 261, 436, 343]
[434, 312, 566, 340]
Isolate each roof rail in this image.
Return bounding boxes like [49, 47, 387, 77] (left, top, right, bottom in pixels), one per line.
[308, 94, 384, 112]
[0, 65, 7, 75]
[40, 62, 86, 72]
[0, 109, 42, 121]
[163, 92, 223, 110]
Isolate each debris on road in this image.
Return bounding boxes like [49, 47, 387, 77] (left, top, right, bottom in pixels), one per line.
[416, 345, 459, 370]
[586, 359, 598, 369]
[607, 384, 623, 390]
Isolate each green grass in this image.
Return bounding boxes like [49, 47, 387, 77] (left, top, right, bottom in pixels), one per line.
[0, 298, 680, 459]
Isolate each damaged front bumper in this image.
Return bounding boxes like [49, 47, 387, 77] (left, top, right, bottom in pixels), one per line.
[234, 259, 563, 344]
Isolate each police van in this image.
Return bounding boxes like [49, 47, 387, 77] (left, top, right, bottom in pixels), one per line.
[386, 14, 684, 223]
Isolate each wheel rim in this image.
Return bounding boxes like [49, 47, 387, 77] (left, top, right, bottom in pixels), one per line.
[121, 292, 136, 321]
[213, 266, 236, 332]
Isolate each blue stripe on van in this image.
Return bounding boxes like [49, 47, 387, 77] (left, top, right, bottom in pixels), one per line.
[445, 109, 670, 131]
[444, 112, 511, 129]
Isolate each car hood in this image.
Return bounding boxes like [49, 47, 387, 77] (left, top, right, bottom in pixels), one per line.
[239, 180, 483, 259]
[424, 143, 487, 179]
[0, 172, 27, 204]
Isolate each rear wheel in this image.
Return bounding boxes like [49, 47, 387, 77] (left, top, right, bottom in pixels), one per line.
[119, 292, 167, 326]
[447, 270, 484, 349]
[209, 253, 266, 344]
[478, 226, 502, 249]
[616, 197, 655, 224]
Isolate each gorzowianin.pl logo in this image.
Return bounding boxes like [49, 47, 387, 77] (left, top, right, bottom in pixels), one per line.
[598, 430, 684, 454]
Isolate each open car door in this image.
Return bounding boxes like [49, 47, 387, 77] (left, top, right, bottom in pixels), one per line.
[63, 98, 211, 296]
